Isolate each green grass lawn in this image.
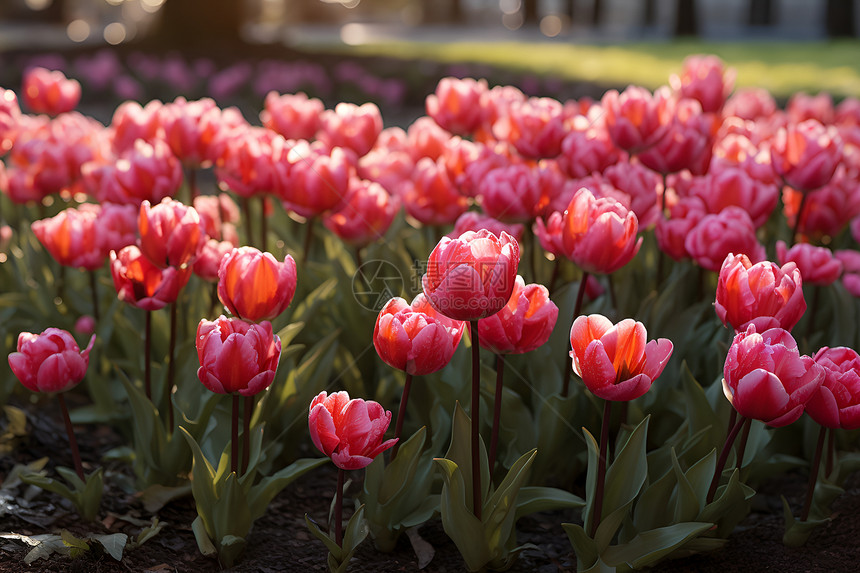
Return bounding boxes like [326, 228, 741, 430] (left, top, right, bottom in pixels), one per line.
[315, 40, 860, 98]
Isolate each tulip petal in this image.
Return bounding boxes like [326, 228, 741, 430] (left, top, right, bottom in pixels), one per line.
[580, 340, 618, 394]
[733, 369, 790, 422]
[593, 373, 652, 402]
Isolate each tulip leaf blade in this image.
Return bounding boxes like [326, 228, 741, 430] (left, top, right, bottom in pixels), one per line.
[601, 521, 714, 570]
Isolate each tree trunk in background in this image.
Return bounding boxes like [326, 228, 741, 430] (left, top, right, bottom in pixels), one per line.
[150, 0, 245, 52]
[643, 0, 657, 25]
[523, 0, 540, 23]
[592, 0, 604, 25]
[674, 0, 698, 36]
[748, 0, 773, 26]
[826, 0, 856, 37]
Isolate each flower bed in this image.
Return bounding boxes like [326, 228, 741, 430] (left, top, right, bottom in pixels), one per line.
[1, 53, 860, 572]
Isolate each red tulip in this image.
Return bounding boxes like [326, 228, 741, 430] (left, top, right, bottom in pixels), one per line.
[570, 314, 673, 401]
[426, 77, 488, 136]
[771, 119, 843, 192]
[373, 294, 465, 376]
[138, 198, 205, 269]
[8, 328, 95, 393]
[690, 165, 779, 229]
[401, 157, 468, 226]
[807, 347, 860, 430]
[323, 177, 400, 247]
[193, 238, 235, 282]
[31, 207, 103, 270]
[776, 240, 842, 286]
[214, 126, 281, 199]
[722, 325, 823, 427]
[277, 141, 351, 218]
[95, 202, 139, 258]
[684, 206, 765, 272]
[478, 164, 543, 223]
[0, 88, 22, 154]
[492, 96, 567, 159]
[836, 250, 860, 297]
[722, 87, 777, 121]
[159, 96, 243, 168]
[449, 211, 524, 247]
[196, 316, 281, 396]
[655, 196, 707, 261]
[109, 100, 163, 154]
[22, 67, 81, 116]
[601, 85, 674, 154]
[422, 229, 520, 321]
[260, 91, 323, 141]
[406, 116, 451, 162]
[557, 116, 620, 179]
[217, 247, 297, 322]
[638, 98, 717, 176]
[781, 168, 860, 242]
[318, 102, 383, 158]
[109, 245, 192, 311]
[478, 276, 558, 355]
[308, 390, 397, 470]
[787, 92, 835, 125]
[714, 253, 806, 333]
[669, 55, 735, 114]
[560, 187, 642, 275]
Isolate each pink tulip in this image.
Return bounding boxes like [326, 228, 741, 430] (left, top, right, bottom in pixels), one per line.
[9, 328, 95, 393]
[308, 390, 397, 470]
[781, 168, 860, 241]
[560, 187, 642, 275]
[318, 102, 383, 158]
[638, 97, 717, 175]
[478, 164, 543, 223]
[775, 240, 842, 286]
[159, 97, 243, 168]
[196, 316, 281, 396]
[492, 96, 567, 159]
[570, 314, 673, 402]
[723, 325, 823, 427]
[217, 247, 297, 322]
[193, 238, 235, 282]
[109, 100, 163, 154]
[87, 139, 183, 206]
[261, 91, 323, 140]
[357, 146, 415, 196]
[193, 193, 241, 242]
[478, 276, 558, 355]
[806, 347, 860, 430]
[601, 85, 674, 154]
[110, 245, 192, 311]
[74, 315, 96, 336]
[401, 157, 468, 226]
[422, 229, 520, 321]
[835, 250, 860, 297]
[684, 207, 765, 272]
[449, 211, 525, 246]
[31, 207, 103, 270]
[323, 178, 400, 247]
[557, 118, 620, 179]
[689, 165, 779, 229]
[722, 87, 777, 121]
[426, 77, 488, 136]
[655, 195, 707, 261]
[670, 55, 735, 114]
[138, 198, 205, 269]
[787, 92, 835, 125]
[602, 160, 663, 228]
[277, 141, 351, 218]
[95, 202, 138, 258]
[0, 88, 22, 154]
[406, 116, 451, 161]
[715, 253, 806, 333]
[771, 119, 843, 192]
[22, 67, 81, 116]
[373, 294, 465, 376]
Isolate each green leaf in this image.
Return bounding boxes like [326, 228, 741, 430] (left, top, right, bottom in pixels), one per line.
[633, 467, 676, 532]
[217, 535, 247, 569]
[342, 505, 370, 555]
[581, 426, 600, 533]
[602, 522, 714, 569]
[601, 415, 650, 526]
[685, 449, 717, 509]
[248, 457, 329, 521]
[669, 449, 700, 523]
[562, 523, 600, 572]
[444, 402, 490, 509]
[594, 498, 636, 553]
[515, 486, 585, 520]
[191, 516, 217, 557]
[305, 513, 343, 558]
[434, 457, 490, 572]
[92, 533, 127, 561]
[781, 495, 828, 547]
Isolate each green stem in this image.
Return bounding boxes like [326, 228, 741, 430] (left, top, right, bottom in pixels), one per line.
[390, 373, 413, 461]
[242, 394, 253, 475]
[231, 394, 239, 475]
[242, 196, 254, 249]
[800, 424, 827, 522]
[89, 270, 100, 322]
[562, 271, 590, 398]
[590, 399, 613, 538]
[791, 190, 809, 247]
[144, 310, 152, 401]
[734, 417, 753, 470]
[470, 320, 482, 520]
[165, 301, 177, 434]
[707, 415, 747, 503]
[334, 467, 345, 547]
[302, 218, 314, 264]
[58, 393, 85, 481]
[488, 354, 505, 476]
[260, 196, 268, 253]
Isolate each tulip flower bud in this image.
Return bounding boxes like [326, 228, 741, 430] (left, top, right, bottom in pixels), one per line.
[110, 245, 192, 311]
[426, 77, 488, 136]
[478, 276, 558, 355]
[138, 197, 205, 269]
[196, 316, 281, 396]
[570, 314, 673, 402]
[9, 328, 95, 393]
[775, 240, 842, 286]
[714, 253, 806, 333]
[771, 119, 843, 192]
[22, 67, 81, 116]
[308, 390, 397, 470]
[807, 347, 860, 430]
[722, 325, 823, 427]
[31, 207, 104, 270]
[422, 229, 520, 321]
[373, 294, 465, 376]
[217, 247, 297, 322]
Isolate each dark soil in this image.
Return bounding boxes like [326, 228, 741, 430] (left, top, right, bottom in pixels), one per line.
[2, 396, 860, 573]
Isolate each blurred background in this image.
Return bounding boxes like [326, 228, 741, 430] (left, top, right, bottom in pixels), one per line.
[0, 0, 857, 53]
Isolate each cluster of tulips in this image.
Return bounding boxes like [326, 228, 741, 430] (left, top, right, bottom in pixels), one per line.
[2, 51, 860, 572]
